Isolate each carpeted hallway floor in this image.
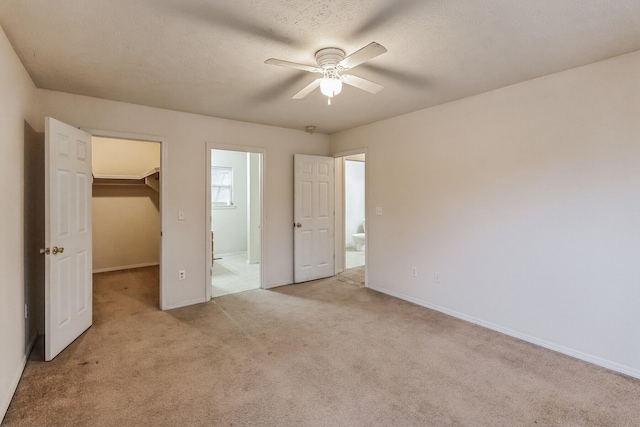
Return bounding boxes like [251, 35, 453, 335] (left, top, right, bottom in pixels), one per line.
[4, 266, 640, 426]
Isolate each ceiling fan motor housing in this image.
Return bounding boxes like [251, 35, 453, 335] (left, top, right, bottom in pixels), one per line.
[315, 48, 346, 69]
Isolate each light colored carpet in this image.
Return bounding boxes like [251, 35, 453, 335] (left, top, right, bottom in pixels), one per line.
[3, 266, 640, 426]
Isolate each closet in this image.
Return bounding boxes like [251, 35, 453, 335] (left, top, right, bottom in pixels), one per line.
[92, 137, 161, 273]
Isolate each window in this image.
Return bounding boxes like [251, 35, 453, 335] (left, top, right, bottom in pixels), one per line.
[212, 166, 234, 207]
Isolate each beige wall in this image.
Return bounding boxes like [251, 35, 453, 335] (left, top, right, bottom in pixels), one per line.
[92, 137, 161, 177]
[34, 89, 331, 309]
[330, 51, 640, 379]
[0, 25, 38, 421]
[93, 185, 160, 272]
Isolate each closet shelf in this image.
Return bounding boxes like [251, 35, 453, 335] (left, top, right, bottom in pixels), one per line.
[93, 167, 160, 191]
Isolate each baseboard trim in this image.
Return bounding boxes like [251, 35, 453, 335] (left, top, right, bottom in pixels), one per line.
[93, 262, 159, 274]
[368, 283, 640, 381]
[164, 297, 207, 311]
[214, 251, 247, 258]
[1, 354, 27, 423]
[263, 280, 293, 290]
[26, 335, 37, 359]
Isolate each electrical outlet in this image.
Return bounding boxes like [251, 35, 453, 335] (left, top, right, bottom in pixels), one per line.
[412, 267, 418, 277]
[178, 270, 186, 280]
[375, 207, 383, 216]
[178, 210, 185, 221]
[434, 272, 441, 283]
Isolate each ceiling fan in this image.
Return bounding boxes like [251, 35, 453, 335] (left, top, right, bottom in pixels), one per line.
[265, 42, 387, 104]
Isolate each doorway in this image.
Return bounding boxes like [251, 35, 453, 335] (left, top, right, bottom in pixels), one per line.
[344, 154, 365, 270]
[207, 147, 263, 298]
[333, 150, 367, 283]
[91, 137, 161, 276]
[87, 128, 167, 309]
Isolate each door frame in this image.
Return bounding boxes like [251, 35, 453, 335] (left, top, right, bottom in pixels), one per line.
[333, 148, 368, 287]
[83, 128, 168, 309]
[205, 142, 265, 300]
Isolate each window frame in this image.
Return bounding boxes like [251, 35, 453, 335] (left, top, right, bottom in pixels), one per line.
[211, 166, 235, 208]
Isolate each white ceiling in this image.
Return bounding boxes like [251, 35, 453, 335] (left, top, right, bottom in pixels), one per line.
[2, 0, 640, 134]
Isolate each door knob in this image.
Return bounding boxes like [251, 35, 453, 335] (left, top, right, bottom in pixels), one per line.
[52, 246, 64, 255]
[295, 223, 302, 228]
[40, 248, 50, 255]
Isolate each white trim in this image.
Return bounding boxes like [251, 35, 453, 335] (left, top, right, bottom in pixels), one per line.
[26, 335, 37, 360]
[368, 283, 640, 381]
[206, 143, 266, 301]
[333, 148, 369, 159]
[214, 251, 250, 258]
[1, 355, 27, 423]
[262, 280, 292, 290]
[83, 128, 165, 143]
[164, 297, 208, 310]
[333, 157, 345, 274]
[83, 128, 168, 310]
[93, 262, 160, 274]
[211, 165, 235, 207]
[93, 167, 159, 181]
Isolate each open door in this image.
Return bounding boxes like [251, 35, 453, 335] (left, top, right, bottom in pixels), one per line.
[44, 117, 93, 361]
[294, 154, 334, 283]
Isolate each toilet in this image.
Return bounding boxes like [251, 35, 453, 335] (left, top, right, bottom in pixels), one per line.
[352, 219, 366, 251]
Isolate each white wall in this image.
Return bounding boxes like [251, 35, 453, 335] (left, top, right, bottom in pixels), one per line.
[330, 50, 640, 379]
[211, 149, 248, 254]
[345, 160, 365, 249]
[0, 25, 38, 422]
[34, 89, 330, 309]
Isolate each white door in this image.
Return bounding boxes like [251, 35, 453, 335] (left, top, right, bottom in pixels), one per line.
[294, 154, 334, 283]
[44, 117, 93, 361]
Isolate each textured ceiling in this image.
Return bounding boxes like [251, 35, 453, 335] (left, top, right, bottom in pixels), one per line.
[2, 0, 640, 134]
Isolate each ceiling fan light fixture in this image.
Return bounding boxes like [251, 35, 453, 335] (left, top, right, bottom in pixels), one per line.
[320, 76, 343, 97]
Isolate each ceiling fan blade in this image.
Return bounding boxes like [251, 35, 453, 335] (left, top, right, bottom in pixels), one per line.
[342, 74, 384, 94]
[292, 78, 322, 99]
[265, 58, 321, 73]
[339, 42, 387, 70]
